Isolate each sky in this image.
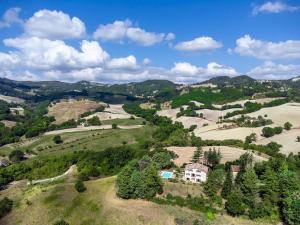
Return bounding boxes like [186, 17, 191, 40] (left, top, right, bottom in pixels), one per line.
[0, 0, 299, 83]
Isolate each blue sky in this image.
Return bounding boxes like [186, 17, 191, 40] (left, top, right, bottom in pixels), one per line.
[0, 0, 299, 83]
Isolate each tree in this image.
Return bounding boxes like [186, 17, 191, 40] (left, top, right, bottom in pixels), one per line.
[87, 116, 101, 125]
[261, 167, 279, 203]
[239, 169, 259, 206]
[53, 135, 63, 144]
[297, 136, 300, 142]
[0, 197, 13, 219]
[53, 220, 69, 225]
[262, 127, 274, 137]
[273, 126, 283, 135]
[116, 161, 136, 199]
[204, 169, 224, 199]
[282, 191, 300, 225]
[205, 148, 221, 168]
[279, 170, 300, 198]
[9, 149, 24, 162]
[225, 187, 246, 216]
[284, 122, 292, 130]
[221, 170, 233, 199]
[192, 147, 203, 163]
[75, 180, 86, 193]
[112, 123, 118, 129]
[152, 152, 173, 169]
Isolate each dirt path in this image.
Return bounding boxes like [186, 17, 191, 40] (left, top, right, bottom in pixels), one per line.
[44, 125, 143, 135]
[28, 165, 76, 185]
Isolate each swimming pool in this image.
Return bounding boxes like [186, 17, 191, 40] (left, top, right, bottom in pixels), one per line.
[161, 171, 173, 179]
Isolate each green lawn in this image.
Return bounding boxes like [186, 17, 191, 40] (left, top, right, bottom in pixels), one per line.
[101, 118, 145, 126]
[0, 176, 274, 225]
[0, 125, 155, 157]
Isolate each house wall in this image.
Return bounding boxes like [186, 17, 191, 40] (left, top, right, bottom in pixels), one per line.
[184, 168, 207, 183]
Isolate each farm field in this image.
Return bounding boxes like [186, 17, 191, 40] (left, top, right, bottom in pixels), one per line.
[85, 104, 132, 121]
[0, 176, 274, 225]
[167, 146, 267, 167]
[0, 94, 24, 103]
[256, 128, 300, 155]
[48, 99, 103, 124]
[0, 120, 16, 128]
[0, 125, 155, 156]
[235, 103, 300, 127]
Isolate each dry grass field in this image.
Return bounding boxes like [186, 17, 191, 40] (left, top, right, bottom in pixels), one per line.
[0, 94, 24, 103]
[48, 99, 103, 124]
[0, 176, 274, 225]
[238, 103, 300, 127]
[256, 128, 300, 155]
[167, 146, 267, 167]
[0, 120, 17, 128]
[85, 104, 133, 121]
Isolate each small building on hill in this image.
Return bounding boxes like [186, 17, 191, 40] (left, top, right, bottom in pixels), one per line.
[231, 165, 240, 180]
[184, 163, 209, 183]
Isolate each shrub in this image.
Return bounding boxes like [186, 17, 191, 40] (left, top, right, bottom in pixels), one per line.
[0, 197, 13, 219]
[53, 220, 69, 225]
[284, 122, 292, 130]
[53, 135, 63, 144]
[9, 149, 24, 162]
[75, 180, 86, 193]
[112, 123, 118, 129]
[262, 127, 274, 138]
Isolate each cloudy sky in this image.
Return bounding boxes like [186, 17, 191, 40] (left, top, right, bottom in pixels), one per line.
[0, 0, 299, 83]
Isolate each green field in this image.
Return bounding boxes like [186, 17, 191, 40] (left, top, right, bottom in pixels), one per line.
[0, 176, 274, 225]
[101, 118, 145, 126]
[0, 125, 155, 157]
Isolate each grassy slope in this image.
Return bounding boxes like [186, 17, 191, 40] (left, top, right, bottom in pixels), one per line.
[0, 177, 274, 225]
[172, 88, 244, 108]
[0, 125, 154, 156]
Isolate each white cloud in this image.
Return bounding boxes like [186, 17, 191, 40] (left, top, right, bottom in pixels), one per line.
[93, 20, 131, 42]
[0, 7, 23, 28]
[253, 1, 299, 15]
[142, 58, 151, 65]
[171, 62, 199, 75]
[174, 36, 222, 52]
[126, 27, 165, 46]
[204, 62, 237, 76]
[170, 62, 238, 82]
[24, 10, 86, 39]
[165, 33, 176, 41]
[106, 55, 137, 69]
[234, 35, 300, 60]
[248, 61, 300, 79]
[93, 19, 174, 46]
[3, 37, 109, 70]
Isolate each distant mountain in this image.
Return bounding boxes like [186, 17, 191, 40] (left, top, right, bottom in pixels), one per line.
[201, 75, 255, 86]
[0, 78, 178, 103]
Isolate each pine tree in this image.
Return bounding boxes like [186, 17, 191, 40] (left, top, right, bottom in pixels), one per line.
[221, 170, 233, 199]
[239, 169, 259, 206]
[225, 187, 246, 216]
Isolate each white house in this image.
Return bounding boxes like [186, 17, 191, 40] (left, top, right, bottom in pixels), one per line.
[184, 163, 209, 183]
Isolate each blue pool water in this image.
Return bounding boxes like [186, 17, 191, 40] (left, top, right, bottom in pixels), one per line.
[161, 171, 173, 179]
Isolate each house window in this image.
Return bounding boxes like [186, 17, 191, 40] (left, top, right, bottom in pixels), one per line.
[191, 173, 195, 177]
[196, 179, 200, 182]
[186, 178, 190, 181]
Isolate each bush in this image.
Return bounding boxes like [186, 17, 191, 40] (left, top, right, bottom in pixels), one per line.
[53, 135, 63, 144]
[112, 123, 118, 129]
[75, 180, 86, 193]
[0, 197, 13, 219]
[262, 127, 275, 138]
[284, 122, 292, 130]
[53, 220, 69, 225]
[9, 149, 24, 162]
